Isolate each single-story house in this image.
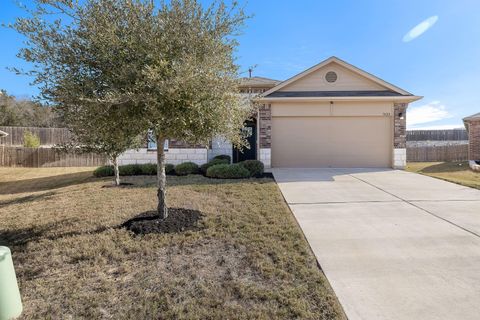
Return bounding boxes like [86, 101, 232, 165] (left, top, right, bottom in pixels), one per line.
[118, 56, 421, 169]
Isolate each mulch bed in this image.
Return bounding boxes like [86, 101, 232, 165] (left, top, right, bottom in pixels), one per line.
[122, 208, 203, 235]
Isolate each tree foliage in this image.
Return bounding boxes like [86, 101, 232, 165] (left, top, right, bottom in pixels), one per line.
[0, 90, 61, 127]
[12, 0, 251, 214]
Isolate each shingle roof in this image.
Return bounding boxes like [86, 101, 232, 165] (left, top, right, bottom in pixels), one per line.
[239, 76, 281, 87]
[463, 112, 480, 121]
[266, 90, 406, 98]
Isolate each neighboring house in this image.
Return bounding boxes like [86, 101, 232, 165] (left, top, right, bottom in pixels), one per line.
[463, 112, 480, 170]
[118, 56, 421, 169]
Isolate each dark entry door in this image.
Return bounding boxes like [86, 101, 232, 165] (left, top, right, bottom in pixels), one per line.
[233, 120, 257, 163]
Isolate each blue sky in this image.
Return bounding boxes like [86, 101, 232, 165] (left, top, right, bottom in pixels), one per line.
[1, 0, 479, 129]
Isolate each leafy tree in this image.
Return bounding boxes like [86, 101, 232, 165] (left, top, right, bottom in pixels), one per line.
[0, 90, 61, 127]
[137, 0, 251, 218]
[12, 0, 148, 185]
[12, 0, 251, 217]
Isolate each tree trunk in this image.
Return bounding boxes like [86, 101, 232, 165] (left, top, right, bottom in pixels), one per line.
[112, 156, 120, 186]
[156, 136, 168, 219]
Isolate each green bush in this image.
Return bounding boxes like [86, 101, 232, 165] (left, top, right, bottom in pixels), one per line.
[23, 131, 41, 148]
[200, 158, 229, 174]
[119, 164, 143, 176]
[140, 163, 157, 175]
[239, 160, 264, 177]
[93, 165, 114, 177]
[213, 154, 231, 163]
[175, 162, 199, 176]
[206, 164, 250, 179]
[165, 163, 175, 175]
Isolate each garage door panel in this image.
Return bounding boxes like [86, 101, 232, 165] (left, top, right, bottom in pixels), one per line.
[271, 117, 391, 168]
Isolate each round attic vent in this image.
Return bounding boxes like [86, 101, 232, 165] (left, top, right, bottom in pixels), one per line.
[325, 71, 337, 83]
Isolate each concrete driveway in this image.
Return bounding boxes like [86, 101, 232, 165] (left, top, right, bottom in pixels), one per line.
[273, 168, 480, 320]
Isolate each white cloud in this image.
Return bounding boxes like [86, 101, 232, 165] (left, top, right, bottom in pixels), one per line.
[407, 101, 452, 128]
[403, 16, 439, 42]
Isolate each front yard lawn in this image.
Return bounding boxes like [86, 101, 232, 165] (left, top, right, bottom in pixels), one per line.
[406, 161, 480, 190]
[0, 167, 345, 319]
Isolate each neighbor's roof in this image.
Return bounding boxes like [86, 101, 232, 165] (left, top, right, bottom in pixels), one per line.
[239, 76, 281, 88]
[463, 112, 480, 121]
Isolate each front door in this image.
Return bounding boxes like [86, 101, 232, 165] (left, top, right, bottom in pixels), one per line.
[233, 120, 257, 163]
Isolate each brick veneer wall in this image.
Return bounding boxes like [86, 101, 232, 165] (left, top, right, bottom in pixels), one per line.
[466, 120, 480, 160]
[258, 104, 272, 168]
[394, 103, 407, 149]
[259, 104, 271, 148]
[393, 103, 408, 169]
[145, 138, 204, 149]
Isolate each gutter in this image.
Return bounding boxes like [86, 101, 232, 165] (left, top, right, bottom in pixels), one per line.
[257, 96, 423, 103]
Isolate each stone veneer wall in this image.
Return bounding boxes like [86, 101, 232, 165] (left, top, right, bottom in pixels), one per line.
[258, 104, 272, 168]
[118, 148, 207, 166]
[466, 119, 480, 160]
[393, 103, 408, 169]
[208, 137, 232, 161]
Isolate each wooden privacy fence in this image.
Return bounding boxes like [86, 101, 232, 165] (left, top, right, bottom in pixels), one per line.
[407, 129, 468, 141]
[0, 146, 108, 167]
[0, 126, 71, 146]
[407, 145, 469, 162]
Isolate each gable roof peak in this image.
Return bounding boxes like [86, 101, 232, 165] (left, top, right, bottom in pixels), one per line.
[261, 56, 414, 97]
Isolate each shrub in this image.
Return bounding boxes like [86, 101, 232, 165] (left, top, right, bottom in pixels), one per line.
[206, 164, 250, 179]
[23, 131, 41, 148]
[213, 154, 231, 163]
[93, 163, 176, 177]
[119, 164, 143, 176]
[175, 162, 199, 176]
[165, 163, 175, 175]
[239, 160, 264, 177]
[200, 158, 229, 174]
[93, 165, 114, 177]
[140, 163, 157, 175]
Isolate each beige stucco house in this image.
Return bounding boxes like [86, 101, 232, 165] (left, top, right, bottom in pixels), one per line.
[119, 56, 421, 169]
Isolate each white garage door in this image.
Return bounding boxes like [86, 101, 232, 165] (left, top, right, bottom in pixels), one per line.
[271, 116, 392, 168]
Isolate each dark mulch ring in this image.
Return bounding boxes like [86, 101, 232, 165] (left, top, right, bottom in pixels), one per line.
[122, 208, 204, 235]
[101, 182, 134, 188]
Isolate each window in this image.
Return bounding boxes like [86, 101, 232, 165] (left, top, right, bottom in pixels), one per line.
[147, 131, 169, 150]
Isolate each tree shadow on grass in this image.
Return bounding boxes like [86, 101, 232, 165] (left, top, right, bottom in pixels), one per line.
[419, 161, 469, 174]
[0, 191, 56, 209]
[0, 220, 113, 249]
[0, 171, 95, 195]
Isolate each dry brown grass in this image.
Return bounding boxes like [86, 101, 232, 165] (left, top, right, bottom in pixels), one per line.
[406, 161, 480, 190]
[0, 168, 345, 320]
